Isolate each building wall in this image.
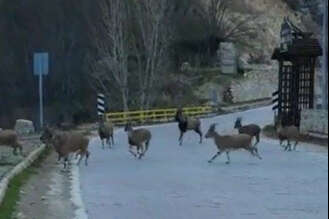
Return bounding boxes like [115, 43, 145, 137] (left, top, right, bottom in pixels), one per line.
[300, 109, 328, 135]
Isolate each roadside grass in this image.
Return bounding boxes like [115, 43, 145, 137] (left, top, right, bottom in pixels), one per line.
[0, 146, 52, 219]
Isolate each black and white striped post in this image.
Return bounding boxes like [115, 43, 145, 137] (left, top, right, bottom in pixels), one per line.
[97, 93, 106, 117]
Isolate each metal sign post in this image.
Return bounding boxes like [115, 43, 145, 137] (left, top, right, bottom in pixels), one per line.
[39, 66, 43, 128]
[324, 0, 328, 109]
[34, 52, 49, 129]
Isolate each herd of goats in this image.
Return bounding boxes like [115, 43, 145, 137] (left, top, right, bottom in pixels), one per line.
[0, 109, 301, 168]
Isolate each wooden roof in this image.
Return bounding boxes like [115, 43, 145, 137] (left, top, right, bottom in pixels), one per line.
[272, 38, 322, 60]
[289, 38, 322, 56]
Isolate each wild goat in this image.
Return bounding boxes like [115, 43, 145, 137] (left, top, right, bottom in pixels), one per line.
[98, 116, 114, 149]
[175, 108, 202, 146]
[124, 123, 151, 159]
[40, 127, 90, 168]
[0, 129, 23, 155]
[40, 127, 65, 162]
[205, 124, 262, 164]
[234, 117, 261, 147]
[275, 121, 300, 151]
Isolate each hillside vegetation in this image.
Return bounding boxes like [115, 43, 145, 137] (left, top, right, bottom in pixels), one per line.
[0, 0, 322, 128]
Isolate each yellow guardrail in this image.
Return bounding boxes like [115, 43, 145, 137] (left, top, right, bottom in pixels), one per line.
[106, 106, 214, 125]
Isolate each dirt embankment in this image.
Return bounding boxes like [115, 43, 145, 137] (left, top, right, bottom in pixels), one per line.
[13, 126, 97, 219]
[14, 151, 75, 219]
[0, 136, 41, 179]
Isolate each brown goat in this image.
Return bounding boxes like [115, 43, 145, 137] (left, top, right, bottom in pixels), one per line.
[40, 127, 90, 168]
[98, 117, 114, 149]
[124, 123, 152, 159]
[205, 124, 262, 164]
[234, 117, 261, 147]
[275, 121, 300, 151]
[175, 108, 202, 146]
[0, 129, 23, 155]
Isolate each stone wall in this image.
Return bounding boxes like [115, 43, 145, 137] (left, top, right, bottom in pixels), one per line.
[14, 119, 35, 136]
[217, 43, 237, 74]
[300, 109, 328, 135]
[230, 65, 278, 103]
[196, 82, 226, 104]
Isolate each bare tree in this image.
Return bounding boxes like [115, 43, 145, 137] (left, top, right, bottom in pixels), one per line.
[133, 0, 173, 109]
[89, 0, 131, 111]
[203, 0, 257, 42]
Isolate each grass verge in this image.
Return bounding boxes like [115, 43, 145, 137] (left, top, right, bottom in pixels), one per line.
[0, 146, 52, 219]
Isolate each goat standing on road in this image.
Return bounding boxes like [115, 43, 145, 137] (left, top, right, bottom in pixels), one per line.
[275, 120, 300, 151]
[175, 108, 203, 146]
[234, 117, 261, 147]
[98, 116, 114, 149]
[205, 124, 262, 164]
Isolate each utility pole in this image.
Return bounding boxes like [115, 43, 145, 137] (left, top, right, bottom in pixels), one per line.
[323, 0, 328, 109]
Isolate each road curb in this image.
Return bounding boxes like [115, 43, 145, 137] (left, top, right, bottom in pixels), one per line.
[219, 99, 272, 113]
[0, 144, 46, 206]
[70, 164, 88, 219]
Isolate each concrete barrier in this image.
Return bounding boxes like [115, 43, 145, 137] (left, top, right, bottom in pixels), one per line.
[300, 109, 328, 135]
[0, 144, 46, 205]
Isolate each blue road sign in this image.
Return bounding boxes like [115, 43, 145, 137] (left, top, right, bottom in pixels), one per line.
[33, 53, 49, 75]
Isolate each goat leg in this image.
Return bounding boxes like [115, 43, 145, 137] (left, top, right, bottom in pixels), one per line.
[195, 128, 203, 144]
[56, 153, 63, 164]
[17, 143, 23, 156]
[77, 153, 83, 166]
[179, 132, 184, 146]
[208, 151, 222, 163]
[254, 134, 260, 147]
[137, 145, 145, 159]
[293, 141, 298, 151]
[63, 157, 69, 169]
[143, 141, 150, 155]
[285, 140, 292, 151]
[75, 151, 80, 160]
[106, 138, 111, 149]
[225, 152, 231, 164]
[85, 151, 90, 166]
[101, 139, 105, 150]
[129, 145, 138, 158]
[253, 147, 262, 160]
[280, 139, 286, 148]
[129, 150, 137, 157]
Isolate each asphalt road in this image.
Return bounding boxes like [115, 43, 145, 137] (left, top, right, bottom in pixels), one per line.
[80, 106, 328, 219]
